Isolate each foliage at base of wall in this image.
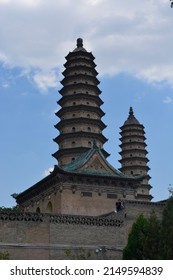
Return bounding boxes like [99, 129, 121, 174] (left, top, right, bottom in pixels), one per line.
[64, 247, 92, 260]
[123, 195, 173, 260]
[0, 251, 9, 260]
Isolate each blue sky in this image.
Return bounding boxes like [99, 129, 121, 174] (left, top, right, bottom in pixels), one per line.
[0, 0, 173, 207]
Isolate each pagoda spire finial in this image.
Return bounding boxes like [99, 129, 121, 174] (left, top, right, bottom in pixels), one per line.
[77, 38, 83, 48]
[129, 106, 134, 116]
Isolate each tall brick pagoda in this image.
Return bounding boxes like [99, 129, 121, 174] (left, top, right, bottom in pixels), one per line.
[53, 38, 109, 166]
[119, 107, 152, 200]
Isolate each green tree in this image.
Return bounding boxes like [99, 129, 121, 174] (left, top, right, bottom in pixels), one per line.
[0, 251, 9, 260]
[123, 214, 148, 259]
[160, 196, 173, 259]
[64, 247, 91, 260]
[143, 211, 161, 259]
[0, 204, 21, 213]
[123, 192, 173, 260]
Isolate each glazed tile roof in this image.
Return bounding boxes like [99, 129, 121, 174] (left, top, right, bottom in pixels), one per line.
[61, 142, 126, 178]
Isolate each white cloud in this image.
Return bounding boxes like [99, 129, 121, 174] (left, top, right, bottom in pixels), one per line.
[43, 166, 54, 177]
[163, 96, 172, 104]
[0, 0, 10, 3]
[136, 65, 173, 86]
[0, 52, 8, 64]
[0, 0, 173, 88]
[1, 82, 10, 88]
[32, 70, 58, 92]
[0, 0, 41, 7]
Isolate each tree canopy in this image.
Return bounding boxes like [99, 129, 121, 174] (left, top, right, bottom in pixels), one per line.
[123, 195, 173, 260]
[160, 196, 173, 259]
[0, 204, 21, 213]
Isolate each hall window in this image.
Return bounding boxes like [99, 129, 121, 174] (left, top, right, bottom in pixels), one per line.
[36, 207, 40, 213]
[46, 201, 53, 213]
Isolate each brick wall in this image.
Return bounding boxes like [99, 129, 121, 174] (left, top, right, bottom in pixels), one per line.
[0, 201, 165, 260]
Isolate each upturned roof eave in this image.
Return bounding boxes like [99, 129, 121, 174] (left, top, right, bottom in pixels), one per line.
[60, 146, 143, 180]
[15, 166, 59, 203]
[57, 164, 143, 181]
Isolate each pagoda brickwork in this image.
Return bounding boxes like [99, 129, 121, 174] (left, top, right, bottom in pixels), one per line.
[119, 107, 152, 200]
[53, 38, 109, 165]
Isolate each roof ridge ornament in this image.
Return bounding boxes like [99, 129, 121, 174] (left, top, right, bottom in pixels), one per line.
[93, 140, 98, 149]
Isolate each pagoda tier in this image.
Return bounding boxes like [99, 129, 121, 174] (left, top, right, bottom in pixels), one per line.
[59, 84, 102, 96]
[55, 118, 107, 131]
[119, 107, 152, 200]
[62, 65, 98, 77]
[58, 94, 103, 107]
[53, 38, 109, 165]
[60, 74, 100, 86]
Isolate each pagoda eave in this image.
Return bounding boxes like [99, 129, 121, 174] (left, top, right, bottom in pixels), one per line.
[119, 158, 149, 164]
[59, 83, 102, 95]
[55, 118, 107, 130]
[57, 94, 104, 107]
[64, 59, 97, 69]
[120, 123, 145, 130]
[119, 142, 147, 148]
[119, 135, 146, 141]
[119, 165, 150, 172]
[56, 105, 105, 118]
[119, 149, 148, 156]
[53, 131, 108, 144]
[65, 51, 95, 61]
[62, 66, 98, 77]
[60, 75, 100, 86]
